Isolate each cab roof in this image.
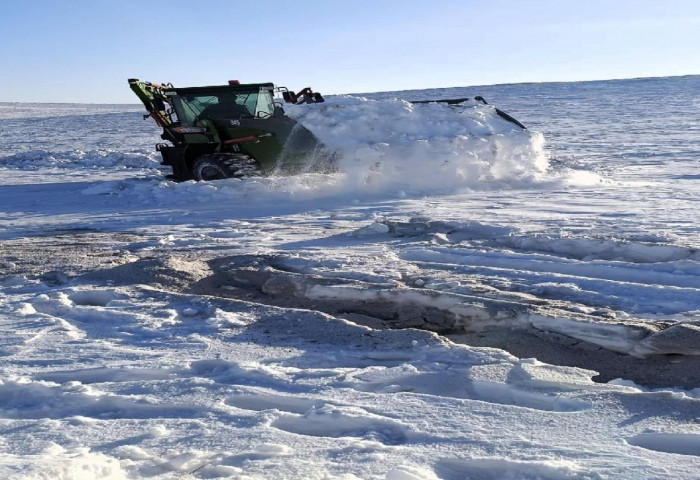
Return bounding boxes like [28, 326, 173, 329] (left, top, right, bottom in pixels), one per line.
[167, 83, 274, 95]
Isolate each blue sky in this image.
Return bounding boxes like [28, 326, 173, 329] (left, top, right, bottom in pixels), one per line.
[1, 0, 698, 103]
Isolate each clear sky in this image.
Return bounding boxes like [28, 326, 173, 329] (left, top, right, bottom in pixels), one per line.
[1, 0, 698, 103]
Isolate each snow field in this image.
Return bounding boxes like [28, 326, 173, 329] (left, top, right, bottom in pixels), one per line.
[1, 277, 699, 479]
[1, 77, 700, 478]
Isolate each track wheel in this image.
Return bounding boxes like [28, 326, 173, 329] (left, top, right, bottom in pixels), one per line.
[192, 154, 260, 181]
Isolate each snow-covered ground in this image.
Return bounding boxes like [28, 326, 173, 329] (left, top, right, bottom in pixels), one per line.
[0, 76, 699, 479]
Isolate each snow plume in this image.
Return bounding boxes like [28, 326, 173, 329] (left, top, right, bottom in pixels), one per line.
[0, 96, 603, 201]
[284, 95, 552, 195]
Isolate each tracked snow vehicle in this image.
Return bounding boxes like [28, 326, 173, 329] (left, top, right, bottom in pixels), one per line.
[130, 78, 527, 182]
[129, 79, 331, 181]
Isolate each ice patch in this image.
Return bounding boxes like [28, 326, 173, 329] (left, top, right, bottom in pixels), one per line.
[348, 363, 589, 412]
[435, 457, 597, 480]
[627, 433, 700, 457]
[220, 443, 293, 466]
[68, 289, 121, 307]
[36, 366, 175, 384]
[226, 392, 329, 414]
[271, 404, 409, 444]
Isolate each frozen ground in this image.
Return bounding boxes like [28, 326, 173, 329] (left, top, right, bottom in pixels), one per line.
[0, 76, 699, 478]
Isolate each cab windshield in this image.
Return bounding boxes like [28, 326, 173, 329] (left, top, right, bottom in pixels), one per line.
[172, 87, 275, 125]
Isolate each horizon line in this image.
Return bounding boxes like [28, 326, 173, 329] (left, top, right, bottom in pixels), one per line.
[1, 73, 698, 106]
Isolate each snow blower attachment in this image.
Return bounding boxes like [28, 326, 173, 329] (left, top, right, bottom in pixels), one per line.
[409, 96, 527, 130]
[279, 87, 325, 104]
[128, 79, 332, 181]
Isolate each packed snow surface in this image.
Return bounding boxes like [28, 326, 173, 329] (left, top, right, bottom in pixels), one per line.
[1, 76, 699, 479]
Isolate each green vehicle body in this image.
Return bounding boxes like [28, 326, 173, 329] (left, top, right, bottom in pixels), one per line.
[128, 79, 331, 181]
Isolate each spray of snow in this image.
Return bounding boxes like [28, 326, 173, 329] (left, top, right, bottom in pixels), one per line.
[2, 95, 604, 202]
[284, 95, 553, 195]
